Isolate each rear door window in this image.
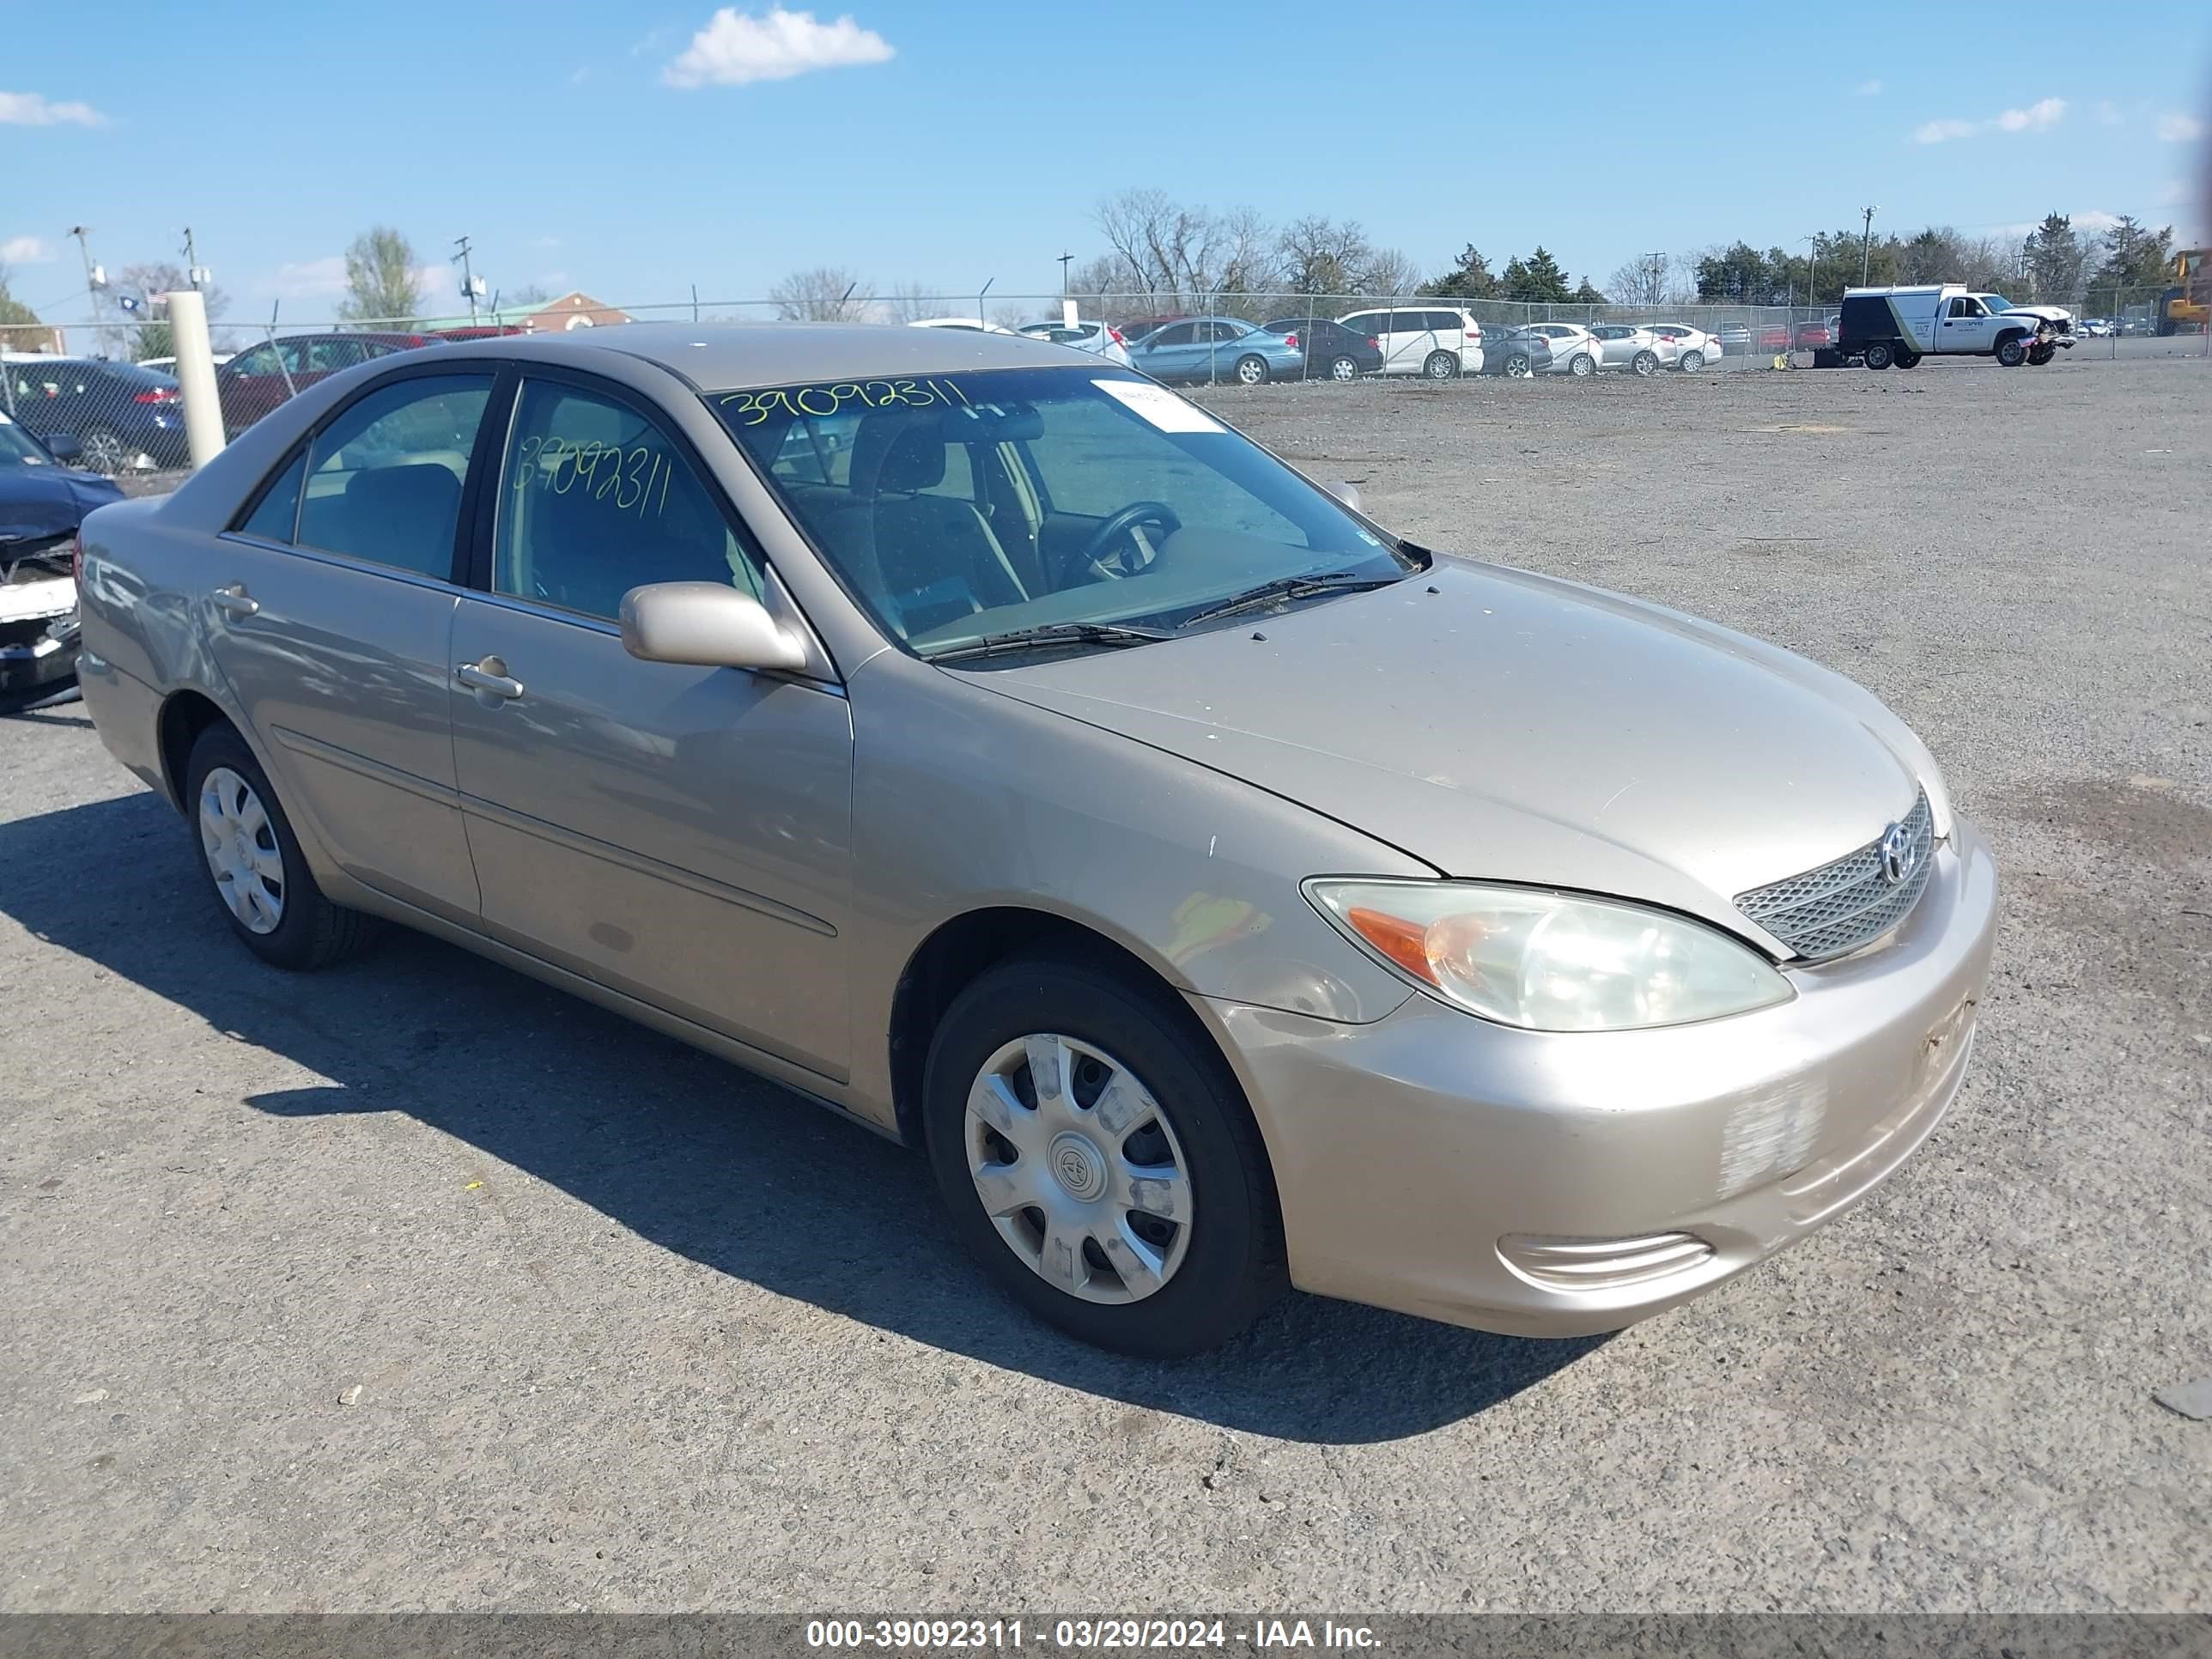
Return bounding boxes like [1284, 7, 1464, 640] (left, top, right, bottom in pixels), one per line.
[296, 374, 493, 578]
[495, 379, 765, 620]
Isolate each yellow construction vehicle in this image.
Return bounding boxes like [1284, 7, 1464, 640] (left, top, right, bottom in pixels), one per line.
[2156, 248, 2209, 335]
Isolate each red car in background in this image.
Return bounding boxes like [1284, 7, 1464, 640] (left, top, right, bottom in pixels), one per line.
[214, 331, 429, 434]
[1754, 322, 1794, 352]
[1793, 319, 1833, 349]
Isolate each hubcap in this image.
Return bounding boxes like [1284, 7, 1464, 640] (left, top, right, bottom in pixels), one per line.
[198, 765, 286, 934]
[1332, 358, 1355, 380]
[963, 1033, 1194, 1305]
[1238, 360, 1262, 384]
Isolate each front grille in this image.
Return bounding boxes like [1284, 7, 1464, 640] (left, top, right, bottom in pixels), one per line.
[1735, 791, 1937, 961]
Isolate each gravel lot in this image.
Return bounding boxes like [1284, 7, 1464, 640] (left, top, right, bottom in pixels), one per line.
[3, 354, 2207, 1613]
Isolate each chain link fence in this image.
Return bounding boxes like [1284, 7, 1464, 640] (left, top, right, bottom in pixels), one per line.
[4, 283, 2204, 480]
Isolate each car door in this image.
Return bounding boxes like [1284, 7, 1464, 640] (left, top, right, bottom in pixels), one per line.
[1376, 309, 1424, 374]
[202, 366, 495, 924]
[1942, 295, 1990, 352]
[1133, 322, 1200, 382]
[1201, 319, 1250, 380]
[447, 371, 854, 1081]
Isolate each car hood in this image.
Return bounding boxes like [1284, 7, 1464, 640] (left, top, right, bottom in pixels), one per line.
[0, 467, 125, 544]
[971, 562, 1946, 953]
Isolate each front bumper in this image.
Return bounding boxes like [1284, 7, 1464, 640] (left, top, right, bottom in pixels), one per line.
[1200, 818, 1998, 1337]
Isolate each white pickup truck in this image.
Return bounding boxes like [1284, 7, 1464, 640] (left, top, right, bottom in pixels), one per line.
[1832, 284, 2075, 368]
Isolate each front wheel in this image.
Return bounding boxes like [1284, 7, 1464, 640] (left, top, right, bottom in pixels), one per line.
[1894, 348, 1922, 368]
[2027, 341, 2056, 366]
[185, 723, 372, 970]
[1233, 354, 1268, 386]
[1863, 341, 1894, 370]
[1568, 352, 1595, 378]
[1677, 350, 1705, 373]
[923, 954, 1286, 1357]
[1422, 349, 1459, 380]
[1328, 355, 1358, 382]
[1996, 335, 2028, 368]
[76, 425, 131, 475]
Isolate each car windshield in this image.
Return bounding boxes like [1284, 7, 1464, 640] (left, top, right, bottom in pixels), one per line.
[714, 368, 1416, 659]
[0, 413, 52, 468]
[1982, 295, 2013, 312]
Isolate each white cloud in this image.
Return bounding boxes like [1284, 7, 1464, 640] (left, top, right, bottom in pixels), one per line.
[0, 234, 56, 264]
[1853, 78, 1882, 96]
[2157, 112, 2204, 143]
[262, 256, 349, 300]
[1996, 97, 2067, 132]
[663, 7, 892, 88]
[1914, 97, 2065, 143]
[2070, 209, 2126, 234]
[0, 89, 106, 126]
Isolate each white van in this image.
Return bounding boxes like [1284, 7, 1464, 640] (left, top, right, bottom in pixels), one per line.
[1836, 285, 2075, 368]
[1334, 305, 1486, 378]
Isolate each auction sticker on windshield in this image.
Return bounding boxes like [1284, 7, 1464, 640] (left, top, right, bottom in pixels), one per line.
[1095, 379, 1226, 434]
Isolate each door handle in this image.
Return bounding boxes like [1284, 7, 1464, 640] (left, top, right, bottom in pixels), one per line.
[210, 583, 259, 618]
[455, 660, 525, 700]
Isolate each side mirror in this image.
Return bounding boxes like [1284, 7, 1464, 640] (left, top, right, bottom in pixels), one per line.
[46, 434, 83, 463]
[1324, 479, 1364, 513]
[620, 581, 809, 672]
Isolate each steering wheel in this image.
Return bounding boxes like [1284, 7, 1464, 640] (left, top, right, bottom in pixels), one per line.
[1066, 501, 1182, 584]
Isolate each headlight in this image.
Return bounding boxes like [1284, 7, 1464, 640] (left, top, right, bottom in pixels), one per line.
[1305, 879, 1794, 1032]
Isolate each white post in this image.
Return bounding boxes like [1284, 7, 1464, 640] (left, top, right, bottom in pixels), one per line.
[164, 289, 225, 467]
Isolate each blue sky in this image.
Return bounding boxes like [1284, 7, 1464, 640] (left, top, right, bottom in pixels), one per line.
[3, 0, 2206, 323]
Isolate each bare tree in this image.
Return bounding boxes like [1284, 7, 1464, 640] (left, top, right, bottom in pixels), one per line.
[115, 261, 231, 362]
[769, 265, 870, 321]
[1607, 251, 1673, 307]
[1278, 216, 1371, 295]
[1360, 246, 1419, 298]
[878, 281, 945, 324]
[1091, 190, 1277, 309]
[1066, 253, 1134, 305]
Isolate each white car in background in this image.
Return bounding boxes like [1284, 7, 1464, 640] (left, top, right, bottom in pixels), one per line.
[1334, 305, 1485, 379]
[1017, 319, 1133, 368]
[1516, 322, 1601, 377]
[1589, 325, 1666, 375]
[1644, 325, 1721, 372]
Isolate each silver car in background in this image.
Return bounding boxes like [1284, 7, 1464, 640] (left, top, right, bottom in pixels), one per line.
[1646, 324, 1722, 371]
[1589, 325, 1664, 375]
[72, 325, 1996, 1358]
[1521, 322, 1602, 376]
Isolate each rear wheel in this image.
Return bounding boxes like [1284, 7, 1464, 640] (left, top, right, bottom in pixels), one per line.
[1503, 352, 1534, 378]
[1568, 352, 1595, 378]
[923, 954, 1286, 1357]
[1996, 334, 2028, 368]
[76, 425, 131, 475]
[1233, 354, 1268, 386]
[1328, 355, 1358, 381]
[185, 723, 371, 970]
[1422, 349, 1459, 380]
[1630, 349, 1660, 377]
[1677, 349, 1705, 373]
[1863, 341, 1894, 371]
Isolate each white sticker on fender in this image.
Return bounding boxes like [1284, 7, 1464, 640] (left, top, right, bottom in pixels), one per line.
[1093, 379, 1225, 434]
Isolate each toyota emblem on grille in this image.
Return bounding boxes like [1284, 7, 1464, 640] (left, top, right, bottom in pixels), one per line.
[1878, 821, 1916, 885]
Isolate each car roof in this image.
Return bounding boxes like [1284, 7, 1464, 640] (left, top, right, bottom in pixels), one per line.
[441, 321, 1075, 390]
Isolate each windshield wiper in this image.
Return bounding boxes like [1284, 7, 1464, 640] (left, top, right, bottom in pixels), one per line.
[1177, 571, 1405, 629]
[926, 621, 1174, 664]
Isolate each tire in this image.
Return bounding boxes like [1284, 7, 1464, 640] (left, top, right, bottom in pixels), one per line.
[183, 722, 371, 971]
[1895, 348, 1922, 368]
[922, 951, 1287, 1358]
[1863, 341, 1894, 371]
[1422, 349, 1459, 380]
[1233, 354, 1268, 386]
[1677, 350, 1705, 373]
[1630, 349, 1659, 377]
[1328, 356, 1358, 382]
[76, 425, 131, 475]
[1568, 352, 1595, 378]
[2027, 341, 2055, 366]
[1996, 334, 2028, 368]
[1503, 353, 1534, 378]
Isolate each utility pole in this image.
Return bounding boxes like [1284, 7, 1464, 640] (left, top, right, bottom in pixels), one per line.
[68, 225, 108, 354]
[1860, 206, 1879, 285]
[180, 227, 210, 289]
[452, 234, 479, 323]
[1807, 234, 1820, 306]
[1057, 252, 1073, 295]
